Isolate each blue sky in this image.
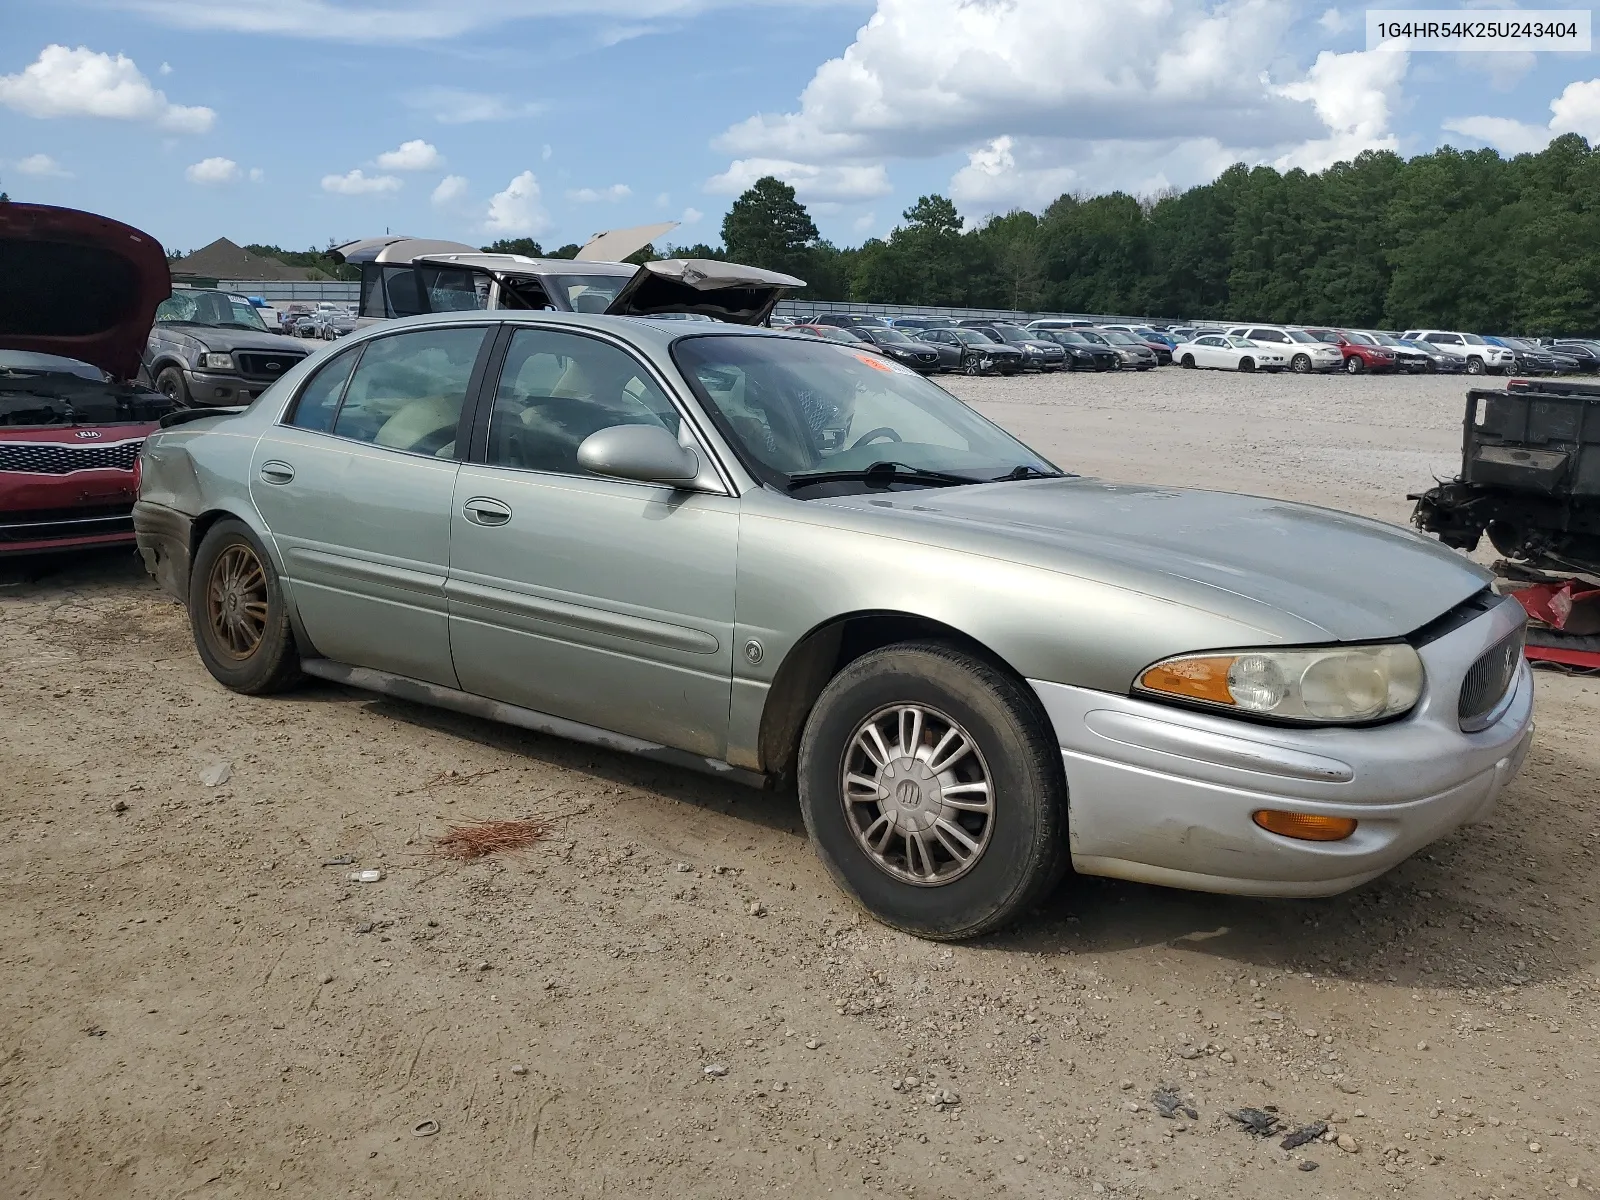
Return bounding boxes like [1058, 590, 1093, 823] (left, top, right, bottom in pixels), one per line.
[2, 1, 1597, 258]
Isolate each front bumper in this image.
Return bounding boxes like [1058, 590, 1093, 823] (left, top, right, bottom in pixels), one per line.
[185, 369, 283, 406]
[1029, 596, 1534, 897]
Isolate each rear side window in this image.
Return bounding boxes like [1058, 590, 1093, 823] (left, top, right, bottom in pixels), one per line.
[331, 327, 488, 457]
[286, 345, 360, 432]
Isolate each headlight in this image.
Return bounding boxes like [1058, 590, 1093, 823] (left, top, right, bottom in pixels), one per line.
[201, 352, 234, 370]
[1135, 643, 1424, 724]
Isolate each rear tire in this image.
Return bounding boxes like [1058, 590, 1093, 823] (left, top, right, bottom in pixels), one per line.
[797, 642, 1068, 940]
[188, 519, 303, 695]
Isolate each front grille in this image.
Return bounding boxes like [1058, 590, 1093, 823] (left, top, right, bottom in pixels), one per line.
[235, 351, 305, 378]
[1458, 627, 1525, 731]
[0, 438, 142, 475]
[916, 351, 938, 363]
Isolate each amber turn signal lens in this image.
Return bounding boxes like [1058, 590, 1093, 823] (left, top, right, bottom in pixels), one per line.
[1251, 810, 1358, 842]
[1139, 656, 1237, 706]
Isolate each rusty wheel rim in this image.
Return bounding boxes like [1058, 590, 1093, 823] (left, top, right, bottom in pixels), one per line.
[206, 543, 269, 660]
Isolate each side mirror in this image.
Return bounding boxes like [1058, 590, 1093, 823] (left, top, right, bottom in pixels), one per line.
[576, 424, 702, 487]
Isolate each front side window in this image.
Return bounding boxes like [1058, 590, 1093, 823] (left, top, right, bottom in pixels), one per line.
[486, 328, 679, 474]
[674, 334, 1055, 492]
[1427, 333, 1462, 345]
[330, 327, 487, 456]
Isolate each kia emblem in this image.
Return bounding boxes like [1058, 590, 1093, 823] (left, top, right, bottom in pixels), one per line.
[75, 430, 102, 439]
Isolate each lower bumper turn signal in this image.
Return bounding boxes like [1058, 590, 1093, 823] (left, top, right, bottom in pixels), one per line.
[1251, 810, 1358, 842]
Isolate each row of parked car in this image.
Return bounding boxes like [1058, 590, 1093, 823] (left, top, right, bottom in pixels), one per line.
[775, 313, 1600, 378]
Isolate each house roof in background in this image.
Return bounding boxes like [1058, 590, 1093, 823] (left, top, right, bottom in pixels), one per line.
[170, 237, 320, 281]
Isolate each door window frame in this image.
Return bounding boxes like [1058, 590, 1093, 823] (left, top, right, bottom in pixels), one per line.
[273, 322, 498, 462]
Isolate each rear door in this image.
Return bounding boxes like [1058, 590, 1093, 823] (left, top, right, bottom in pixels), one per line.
[445, 324, 738, 757]
[250, 324, 493, 687]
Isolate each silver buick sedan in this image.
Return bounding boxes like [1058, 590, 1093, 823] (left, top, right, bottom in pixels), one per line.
[133, 283, 1534, 939]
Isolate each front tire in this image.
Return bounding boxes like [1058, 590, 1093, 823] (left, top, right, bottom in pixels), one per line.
[797, 642, 1068, 940]
[1466, 356, 1485, 375]
[188, 518, 303, 695]
[1238, 357, 1256, 372]
[1345, 355, 1363, 374]
[1180, 354, 1196, 368]
[1291, 353, 1312, 374]
[155, 366, 191, 406]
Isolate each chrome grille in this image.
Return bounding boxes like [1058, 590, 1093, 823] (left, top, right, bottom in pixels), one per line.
[1458, 626, 1524, 731]
[235, 351, 304, 378]
[0, 438, 142, 475]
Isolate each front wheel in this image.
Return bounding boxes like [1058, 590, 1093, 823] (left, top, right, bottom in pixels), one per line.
[1345, 355, 1364, 374]
[797, 642, 1068, 940]
[1180, 354, 1196, 368]
[155, 366, 191, 406]
[1238, 357, 1256, 372]
[188, 518, 303, 694]
[1291, 353, 1312, 374]
[1466, 356, 1486, 375]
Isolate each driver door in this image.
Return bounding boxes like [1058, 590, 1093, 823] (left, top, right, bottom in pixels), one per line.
[445, 326, 738, 757]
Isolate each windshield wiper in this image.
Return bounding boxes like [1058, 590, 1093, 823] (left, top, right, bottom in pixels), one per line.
[787, 460, 977, 490]
[993, 464, 1065, 481]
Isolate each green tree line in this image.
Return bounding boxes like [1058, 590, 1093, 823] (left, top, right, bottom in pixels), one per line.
[697, 136, 1600, 335]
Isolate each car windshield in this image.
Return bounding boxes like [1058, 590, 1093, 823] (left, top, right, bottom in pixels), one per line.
[1075, 330, 1111, 345]
[1369, 332, 1401, 346]
[988, 325, 1031, 344]
[155, 291, 269, 332]
[1399, 339, 1432, 352]
[817, 327, 868, 344]
[547, 273, 633, 314]
[0, 357, 177, 427]
[1099, 331, 1141, 345]
[1346, 332, 1377, 346]
[1227, 337, 1258, 348]
[674, 335, 1058, 491]
[869, 328, 915, 344]
[1462, 333, 1488, 345]
[951, 329, 994, 346]
[1284, 329, 1320, 344]
[1052, 331, 1091, 345]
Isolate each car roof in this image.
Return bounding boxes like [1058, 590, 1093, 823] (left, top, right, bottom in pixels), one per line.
[343, 306, 805, 350]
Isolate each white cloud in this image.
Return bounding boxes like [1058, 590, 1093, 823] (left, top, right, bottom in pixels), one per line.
[851, 211, 876, 234]
[1317, 7, 1352, 34]
[248, 166, 264, 182]
[680, 206, 703, 224]
[404, 86, 539, 124]
[185, 156, 240, 185]
[1271, 48, 1406, 172]
[431, 174, 469, 207]
[374, 139, 442, 170]
[708, 0, 1424, 213]
[541, 143, 553, 161]
[655, 191, 671, 207]
[321, 168, 402, 195]
[484, 170, 550, 235]
[13, 153, 70, 177]
[565, 183, 631, 203]
[107, 0, 813, 44]
[706, 157, 892, 202]
[158, 61, 173, 75]
[1445, 76, 1600, 156]
[0, 44, 215, 133]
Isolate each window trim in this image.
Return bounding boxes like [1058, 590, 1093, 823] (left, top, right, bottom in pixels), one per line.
[460, 321, 737, 496]
[274, 322, 497, 462]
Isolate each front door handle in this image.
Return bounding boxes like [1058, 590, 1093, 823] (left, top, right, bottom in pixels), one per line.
[463, 497, 512, 526]
[259, 460, 295, 484]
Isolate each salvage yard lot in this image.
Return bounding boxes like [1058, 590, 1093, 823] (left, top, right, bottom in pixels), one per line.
[3, 369, 1597, 1199]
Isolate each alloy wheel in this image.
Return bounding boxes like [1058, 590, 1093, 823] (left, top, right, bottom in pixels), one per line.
[206, 542, 269, 660]
[841, 704, 995, 886]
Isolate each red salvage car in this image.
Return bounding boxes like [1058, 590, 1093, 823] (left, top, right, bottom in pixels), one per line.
[1301, 327, 1398, 374]
[0, 203, 180, 554]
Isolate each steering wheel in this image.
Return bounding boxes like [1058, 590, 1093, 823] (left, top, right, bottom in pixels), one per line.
[848, 427, 902, 451]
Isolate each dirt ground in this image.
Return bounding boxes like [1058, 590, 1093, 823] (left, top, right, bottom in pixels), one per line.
[3, 368, 1597, 1200]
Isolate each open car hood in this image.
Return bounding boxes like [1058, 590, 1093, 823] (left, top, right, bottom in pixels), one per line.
[603, 259, 805, 326]
[0, 203, 171, 381]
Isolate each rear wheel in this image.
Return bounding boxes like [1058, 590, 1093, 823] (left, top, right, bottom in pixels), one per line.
[155, 366, 191, 406]
[188, 519, 303, 694]
[797, 642, 1068, 940]
[1291, 353, 1312, 374]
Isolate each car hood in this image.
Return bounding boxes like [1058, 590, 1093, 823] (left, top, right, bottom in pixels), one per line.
[824, 478, 1489, 642]
[604, 258, 804, 326]
[159, 325, 308, 355]
[0, 203, 171, 381]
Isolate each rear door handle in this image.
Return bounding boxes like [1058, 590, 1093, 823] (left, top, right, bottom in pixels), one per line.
[259, 460, 295, 484]
[463, 497, 512, 526]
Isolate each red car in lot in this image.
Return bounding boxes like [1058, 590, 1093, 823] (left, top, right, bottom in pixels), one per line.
[1301, 327, 1398, 374]
[0, 203, 180, 554]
